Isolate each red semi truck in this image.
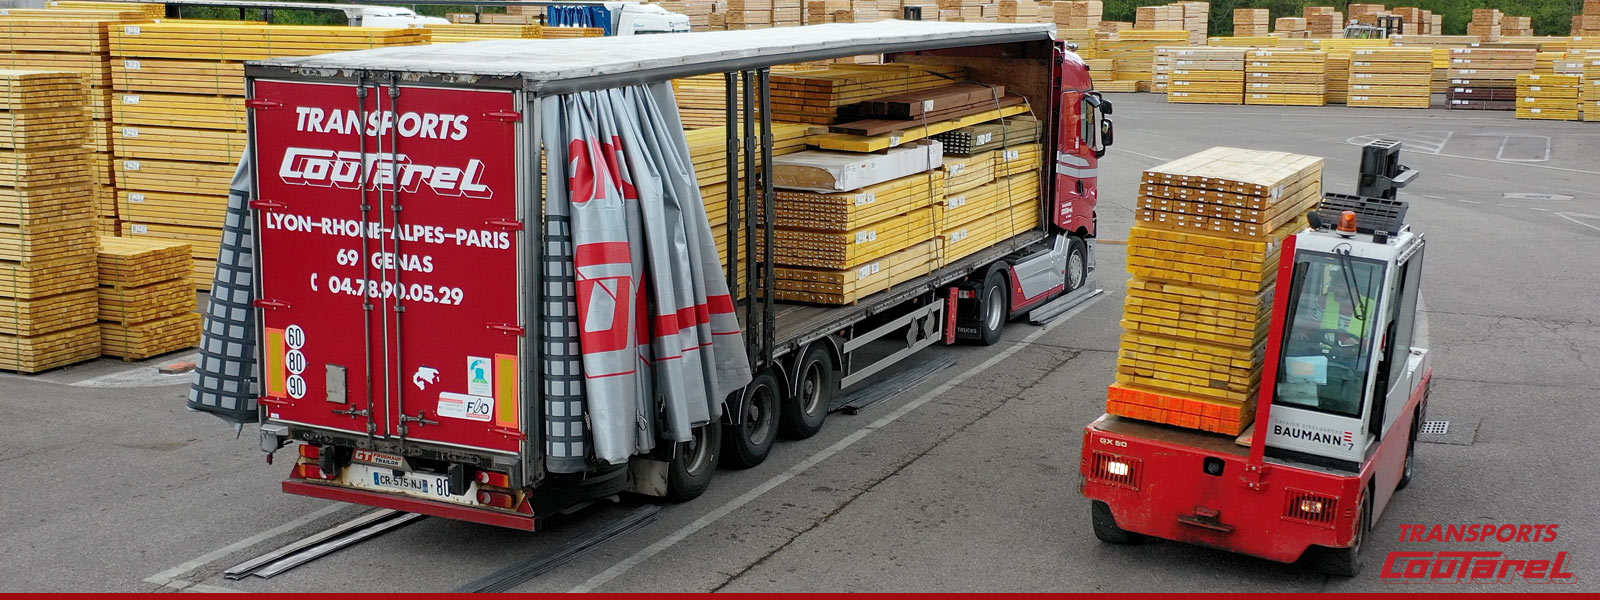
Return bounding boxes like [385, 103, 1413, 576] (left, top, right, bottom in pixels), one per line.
[244, 22, 1112, 530]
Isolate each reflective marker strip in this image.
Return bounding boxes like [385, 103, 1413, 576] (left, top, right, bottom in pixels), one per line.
[494, 353, 518, 429]
[265, 328, 286, 398]
[1055, 163, 1098, 178]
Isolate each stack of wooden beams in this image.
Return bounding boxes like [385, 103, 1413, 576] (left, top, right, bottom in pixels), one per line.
[1347, 3, 1385, 26]
[1445, 48, 1535, 111]
[1054, 1, 1101, 30]
[931, 114, 1042, 154]
[1584, 57, 1600, 121]
[1578, 0, 1600, 38]
[1275, 17, 1306, 37]
[424, 24, 542, 43]
[97, 237, 198, 359]
[1244, 50, 1327, 106]
[684, 122, 810, 282]
[1347, 47, 1434, 109]
[1516, 74, 1581, 121]
[107, 22, 428, 290]
[1165, 47, 1245, 104]
[1207, 37, 1280, 48]
[1501, 16, 1532, 38]
[1151, 47, 1178, 93]
[1468, 8, 1502, 43]
[1057, 28, 1100, 59]
[0, 70, 101, 372]
[765, 64, 967, 126]
[1232, 8, 1267, 37]
[47, 1, 167, 18]
[1134, 5, 1182, 31]
[1101, 30, 1190, 91]
[1307, 38, 1390, 104]
[1108, 147, 1323, 435]
[937, 171, 1039, 265]
[1304, 7, 1342, 39]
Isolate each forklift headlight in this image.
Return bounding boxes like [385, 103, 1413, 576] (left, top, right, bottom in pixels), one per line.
[1298, 499, 1325, 514]
[1105, 460, 1131, 477]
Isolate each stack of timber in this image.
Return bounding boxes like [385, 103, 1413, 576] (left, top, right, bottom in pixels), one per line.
[1109, 147, 1324, 435]
[46, 1, 167, 18]
[1445, 48, 1535, 111]
[1579, 0, 1600, 38]
[1054, 1, 1102, 30]
[931, 114, 1042, 155]
[1305, 38, 1391, 104]
[1467, 8, 1502, 43]
[1584, 58, 1600, 122]
[423, 24, 541, 42]
[765, 64, 968, 126]
[1275, 17, 1306, 38]
[1134, 4, 1183, 31]
[1233, 8, 1268, 37]
[1303, 7, 1341, 39]
[97, 237, 198, 359]
[1244, 50, 1327, 106]
[1058, 28, 1100, 59]
[1516, 74, 1581, 121]
[1100, 29, 1189, 91]
[1165, 47, 1245, 105]
[1346, 47, 1432, 109]
[108, 23, 428, 290]
[1207, 37, 1280, 48]
[0, 70, 101, 372]
[684, 122, 810, 284]
[1501, 16, 1532, 38]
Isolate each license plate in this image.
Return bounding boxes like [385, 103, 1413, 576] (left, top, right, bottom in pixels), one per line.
[340, 463, 480, 506]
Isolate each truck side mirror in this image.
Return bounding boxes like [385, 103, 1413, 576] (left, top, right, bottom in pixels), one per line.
[1101, 99, 1113, 116]
[1099, 118, 1113, 157]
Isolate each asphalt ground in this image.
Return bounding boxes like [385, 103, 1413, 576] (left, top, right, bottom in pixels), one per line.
[1, 93, 1596, 592]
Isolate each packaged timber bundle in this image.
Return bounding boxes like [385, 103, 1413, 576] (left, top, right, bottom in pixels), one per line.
[1134, 5, 1182, 31]
[685, 122, 810, 287]
[1516, 74, 1581, 121]
[1275, 17, 1306, 36]
[1054, 1, 1102, 31]
[0, 69, 101, 372]
[1467, 8, 1502, 43]
[937, 172, 1040, 264]
[1058, 28, 1099, 58]
[1347, 47, 1433, 109]
[765, 64, 968, 125]
[423, 23, 542, 42]
[1303, 7, 1341, 39]
[1584, 58, 1600, 121]
[1244, 50, 1327, 106]
[1165, 47, 1245, 104]
[1445, 48, 1535, 111]
[97, 237, 199, 359]
[1233, 8, 1268, 37]
[931, 114, 1042, 154]
[1207, 37, 1280, 48]
[108, 22, 429, 290]
[1101, 30, 1189, 91]
[1109, 147, 1324, 435]
[1151, 46, 1177, 93]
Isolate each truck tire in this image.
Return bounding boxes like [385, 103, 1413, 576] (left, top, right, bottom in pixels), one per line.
[666, 422, 721, 502]
[1091, 500, 1148, 544]
[780, 344, 833, 439]
[973, 267, 1009, 346]
[721, 371, 779, 469]
[1316, 493, 1370, 577]
[1065, 236, 1088, 293]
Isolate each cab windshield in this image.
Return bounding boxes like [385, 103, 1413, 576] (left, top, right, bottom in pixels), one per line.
[1274, 249, 1386, 418]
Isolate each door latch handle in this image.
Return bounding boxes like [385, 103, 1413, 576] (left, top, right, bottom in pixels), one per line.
[332, 407, 370, 418]
[400, 412, 440, 426]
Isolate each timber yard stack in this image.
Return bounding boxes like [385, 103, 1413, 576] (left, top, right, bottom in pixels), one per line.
[0, 70, 101, 373]
[1100, 29, 1189, 92]
[1517, 74, 1581, 121]
[1585, 58, 1600, 121]
[1347, 47, 1433, 109]
[761, 73, 1040, 305]
[1446, 48, 1536, 111]
[1232, 9, 1268, 37]
[96, 237, 198, 359]
[1274, 17, 1306, 38]
[1054, 1, 1101, 30]
[1165, 47, 1245, 105]
[1109, 147, 1323, 435]
[1580, 1, 1600, 38]
[1244, 50, 1327, 106]
[1468, 9, 1502, 43]
[685, 122, 811, 291]
[107, 22, 429, 290]
[423, 24, 604, 42]
[1304, 7, 1342, 39]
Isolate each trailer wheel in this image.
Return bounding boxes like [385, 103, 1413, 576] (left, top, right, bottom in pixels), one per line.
[1091, 500, 1148, 544]
[1316, 493, 1370, 577]
[973, 267, 1009, 346]
[721, 371, 779, 469]
[1065, 237, 1088, 293]
[666, 422, 721, 502]
[1396, 415, 1419, 490]
[781, 344, 833, 439]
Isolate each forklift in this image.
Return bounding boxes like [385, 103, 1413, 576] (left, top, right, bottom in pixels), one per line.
[1080, 140, 1431, 576]
[1344, 15, 1404, 39]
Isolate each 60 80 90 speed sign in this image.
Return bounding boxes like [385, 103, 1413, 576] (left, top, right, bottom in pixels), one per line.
[251, 80, 524, 454]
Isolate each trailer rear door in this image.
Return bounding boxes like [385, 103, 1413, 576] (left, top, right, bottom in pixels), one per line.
[251, 80, 525, 456]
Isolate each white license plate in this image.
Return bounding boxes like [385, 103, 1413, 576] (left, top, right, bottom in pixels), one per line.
[340, 463, 480, 506]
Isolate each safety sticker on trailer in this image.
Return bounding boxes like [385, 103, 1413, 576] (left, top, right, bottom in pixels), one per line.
[467, 356, 492, 396]
[437, 392, 493, 422]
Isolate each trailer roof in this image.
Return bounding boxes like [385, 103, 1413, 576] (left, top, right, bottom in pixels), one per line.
[252, 21, 1056, 93]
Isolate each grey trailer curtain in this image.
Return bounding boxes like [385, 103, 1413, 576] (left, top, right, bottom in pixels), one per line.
[188, 158, 260, 424]
[540, 82, 753, 470]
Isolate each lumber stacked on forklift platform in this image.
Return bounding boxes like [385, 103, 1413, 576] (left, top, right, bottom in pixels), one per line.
[107, 23, 427, 290]
[0, 69, 101, 372]
[1346, 47, 1433, 109]
[1516, 74, 1581, 121]
[1165, 47, 1245, 105]
[1108, 147, 1324, 435]
[96, 236, 198, 359]
[1244, 50, 1327, 106]
[1445, 48, 1535, 111]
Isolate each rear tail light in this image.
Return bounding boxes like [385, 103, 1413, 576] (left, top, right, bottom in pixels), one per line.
[298, 444, 321, 459]
[1088, 451, 1141, 490]
[475, 470, 511, 488]
[291, 463, 332, 480]
[477, 490, 515, 509]
[1284, 489, 1338, 528]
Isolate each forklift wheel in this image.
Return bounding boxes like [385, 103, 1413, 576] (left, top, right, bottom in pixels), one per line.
[1396, 415, 1419, 490]
[1091, 501, 1148, 544]
[1315, 493, 1370, 577]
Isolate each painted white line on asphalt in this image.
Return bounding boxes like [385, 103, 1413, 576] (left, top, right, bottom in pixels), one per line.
[569, 295, 1105, 593]
[158, 579, 245, 593]
[1110, 148, 1170, 163]
[1529, 207, 1549, 212]
[1494, 135, 1551, 163]
[145, 503, 345, 586]
[1557, 213, 1600, 234]
[1436, 152, 1600, 175]
[1457, 200, 1481, 204]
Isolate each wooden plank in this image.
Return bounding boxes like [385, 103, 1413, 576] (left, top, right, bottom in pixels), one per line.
[806, 104, 1029, 152]
[0, 288, 97, 336]
[0, 256, 98, 299]
[0, 183, 93, 226]
[98, 235, 191, 288]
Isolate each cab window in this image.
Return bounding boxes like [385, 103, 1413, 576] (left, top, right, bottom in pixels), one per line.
[1275, 250, 1387, 418]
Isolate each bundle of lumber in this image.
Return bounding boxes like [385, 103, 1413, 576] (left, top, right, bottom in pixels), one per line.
[1303, 7, 1341, 39]
[1244, 50, 1328, 106]
[1347, 47, 1433, 109]
[1207, 37, 1280, 48]
[1516, 74, 1581, 121]
[46, 1, 167, 18]
[108, 22, 428, 290]
[1150, 46, 1177, 93]
[684, 122, 810, 282]
[1054, 1, 1102, 30]
[1467, 8, 1502, 43]
[1584, 58, 1600, 122]
[1445, 48, 1535, 111]
[1165, 47, 1246, 104]
[1275, 17, 1306, 36]
[1309, 38, 1391, 104]
[830, 83, 1024, 136]
[937, 172, 1039, 265]
[1233, 8, 1268, 37]
[765, 64, 967, 126]
[0, 69, 100, 372]
[1100, 30, 1189, 89]
[424, 23, 542, 43]
[1107, 147, 1324, 435]
[97, 236, 199, 359]
[931, 115, 1041, 155]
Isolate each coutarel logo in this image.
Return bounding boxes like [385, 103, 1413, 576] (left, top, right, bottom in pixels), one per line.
[1382, 523, 1578, 584]
[278, 147, 492, 199]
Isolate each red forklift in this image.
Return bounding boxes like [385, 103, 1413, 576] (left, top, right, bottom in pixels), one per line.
[1080, 140, 1432, 576]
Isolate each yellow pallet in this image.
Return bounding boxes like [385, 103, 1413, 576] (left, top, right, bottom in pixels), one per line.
[0, 323, 100, 373]
[100, 311, 200, 360]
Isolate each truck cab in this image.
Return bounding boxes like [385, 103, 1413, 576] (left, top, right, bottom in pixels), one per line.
[1081, 141, 1432, 575]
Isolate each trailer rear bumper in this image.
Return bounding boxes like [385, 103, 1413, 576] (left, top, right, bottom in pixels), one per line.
[283, 480, 538, 531]
[1080, 417, 1362, 564]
